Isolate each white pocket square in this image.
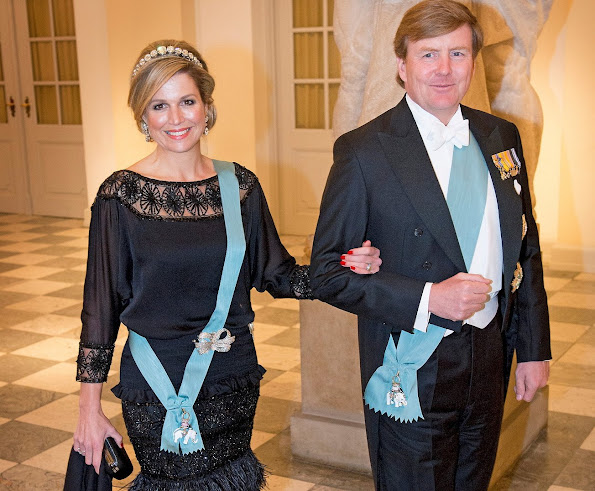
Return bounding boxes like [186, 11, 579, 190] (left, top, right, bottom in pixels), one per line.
[513, 179, 521, 195]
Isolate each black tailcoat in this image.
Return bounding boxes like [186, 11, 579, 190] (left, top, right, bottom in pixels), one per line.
[310, 97, 551, 483]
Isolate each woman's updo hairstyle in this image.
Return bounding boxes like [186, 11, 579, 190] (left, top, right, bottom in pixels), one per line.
[128, 39, 217, 134]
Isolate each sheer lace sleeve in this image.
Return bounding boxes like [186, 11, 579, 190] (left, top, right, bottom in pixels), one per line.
[77, 187, 129, 383]
[246, 180, 312, 299]
[76, 343, 115, 383]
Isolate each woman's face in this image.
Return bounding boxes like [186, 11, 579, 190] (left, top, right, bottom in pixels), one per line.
[143, 71, 207, 154]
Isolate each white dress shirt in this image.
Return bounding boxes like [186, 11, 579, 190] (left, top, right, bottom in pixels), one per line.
[405, 95, 503, 335]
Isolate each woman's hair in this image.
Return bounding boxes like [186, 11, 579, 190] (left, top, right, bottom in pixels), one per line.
[393, 0, 483, 88]
[128, 39, 217, 133]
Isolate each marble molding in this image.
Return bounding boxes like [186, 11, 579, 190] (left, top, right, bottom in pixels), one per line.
[291, 300, 549, 484]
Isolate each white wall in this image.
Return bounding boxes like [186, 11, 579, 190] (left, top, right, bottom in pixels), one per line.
[195, 0, 258, 174]
[73, 0, 117, 221]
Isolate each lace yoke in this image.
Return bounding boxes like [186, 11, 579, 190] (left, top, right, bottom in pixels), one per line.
[97, 163, 257, 220]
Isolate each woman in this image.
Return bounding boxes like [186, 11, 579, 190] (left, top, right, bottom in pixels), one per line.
[73, 40, 381, 490]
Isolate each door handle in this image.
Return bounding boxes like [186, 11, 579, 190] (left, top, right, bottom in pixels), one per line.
[6, 96, 15, 117]
[21, 97, 31, 118]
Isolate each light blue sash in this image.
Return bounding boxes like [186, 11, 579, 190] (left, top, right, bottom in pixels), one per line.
[364, 134, 488, 422]
[129, 160, 246, 454]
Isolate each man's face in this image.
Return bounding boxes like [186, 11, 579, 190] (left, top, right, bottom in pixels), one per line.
[397, 24, 475, 124]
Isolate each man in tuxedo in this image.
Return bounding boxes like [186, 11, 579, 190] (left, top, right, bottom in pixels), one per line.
[310, 1, 551, 489]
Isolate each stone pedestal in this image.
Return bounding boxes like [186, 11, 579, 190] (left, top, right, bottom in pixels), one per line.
[291, 301, 548, 484]
[291, 300, 370, 472]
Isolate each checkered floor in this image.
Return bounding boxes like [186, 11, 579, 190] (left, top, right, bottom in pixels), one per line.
[0, 213, 592, 490]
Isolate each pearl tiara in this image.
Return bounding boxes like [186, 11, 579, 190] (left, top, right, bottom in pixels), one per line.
[131, 45, 203, 78]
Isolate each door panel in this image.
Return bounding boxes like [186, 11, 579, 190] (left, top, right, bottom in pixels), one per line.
[12, 0, 86, 218]
[0, 0, 30, 214]
[30, 133, 85, 216]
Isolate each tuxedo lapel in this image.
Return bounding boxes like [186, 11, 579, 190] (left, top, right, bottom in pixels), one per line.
[378, 102, 466, 273]
[465, 108, 523, 300]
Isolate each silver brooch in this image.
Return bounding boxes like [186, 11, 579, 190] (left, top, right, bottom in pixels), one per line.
[193, 328, 235, 355]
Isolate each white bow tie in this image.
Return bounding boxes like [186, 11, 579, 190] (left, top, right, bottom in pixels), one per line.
[427, 119, 470, 151]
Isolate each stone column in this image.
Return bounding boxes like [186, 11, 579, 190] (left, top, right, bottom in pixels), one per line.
[291, 300, 549, 484]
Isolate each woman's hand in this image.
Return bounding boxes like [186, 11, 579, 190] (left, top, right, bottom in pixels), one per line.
[341, 240, 382, 274]
[73, 383, 123, 474]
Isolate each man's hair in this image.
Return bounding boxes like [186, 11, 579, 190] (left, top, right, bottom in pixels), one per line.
[393, 0, 484, 88]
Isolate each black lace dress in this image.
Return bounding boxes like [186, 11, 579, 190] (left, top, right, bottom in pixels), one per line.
[76, 164, 310, 490]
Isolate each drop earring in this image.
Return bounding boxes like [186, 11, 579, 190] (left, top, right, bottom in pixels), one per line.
[141, 120, 152, 142]
[204, 115, 209, 136]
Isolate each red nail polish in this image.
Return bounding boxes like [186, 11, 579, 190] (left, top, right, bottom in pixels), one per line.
[348, 250, 354, 255]
[340, 261, 346, 266]
[350, 266, 355, 270]
[341, 255, 345, 260]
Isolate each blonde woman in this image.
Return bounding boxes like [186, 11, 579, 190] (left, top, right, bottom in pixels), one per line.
[71, 40, 381, 490]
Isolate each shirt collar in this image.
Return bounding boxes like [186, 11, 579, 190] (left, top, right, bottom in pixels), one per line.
[405, 94, 464, 139]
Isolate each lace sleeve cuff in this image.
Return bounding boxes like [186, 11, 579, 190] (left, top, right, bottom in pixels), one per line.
[76, 342, 115, 383]
[290, 265, 312, 299]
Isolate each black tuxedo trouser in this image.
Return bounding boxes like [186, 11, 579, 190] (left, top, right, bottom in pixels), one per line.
[377, 315, 504, 491]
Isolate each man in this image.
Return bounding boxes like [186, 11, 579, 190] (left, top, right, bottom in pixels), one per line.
[310, 1, 551, 490]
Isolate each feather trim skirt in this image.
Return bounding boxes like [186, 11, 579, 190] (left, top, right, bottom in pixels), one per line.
[122, 383, 265, 490]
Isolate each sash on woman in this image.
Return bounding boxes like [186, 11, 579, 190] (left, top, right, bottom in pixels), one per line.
[364, 134, 489, 422]
[129, 160, 246, 454]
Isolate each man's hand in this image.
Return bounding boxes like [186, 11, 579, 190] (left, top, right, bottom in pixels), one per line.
[515, 360, 549, 402]
[428, 272, 492, 321]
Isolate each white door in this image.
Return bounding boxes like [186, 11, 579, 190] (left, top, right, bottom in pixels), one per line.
[0, 0, 30, 213]
[274, 0, 340, 235]
[2, 0, 86, 218]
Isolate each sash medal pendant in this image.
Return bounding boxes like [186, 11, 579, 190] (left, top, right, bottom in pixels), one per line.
[387, 372, 407, 407]
[173, 408, 199, 445]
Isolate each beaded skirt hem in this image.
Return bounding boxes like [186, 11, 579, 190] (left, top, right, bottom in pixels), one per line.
[122, 384, 261, 486]
[127, 450, 266, 491]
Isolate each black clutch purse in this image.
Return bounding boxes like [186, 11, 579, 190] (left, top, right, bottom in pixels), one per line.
[103, 437, 133, 480]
